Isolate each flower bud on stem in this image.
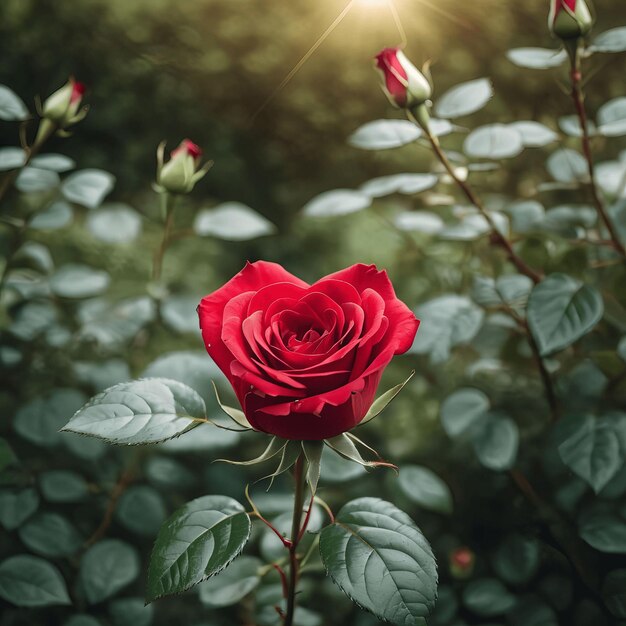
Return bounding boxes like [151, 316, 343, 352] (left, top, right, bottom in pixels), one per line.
[567, 44, 626, 259]
[408, 108, 543, 283]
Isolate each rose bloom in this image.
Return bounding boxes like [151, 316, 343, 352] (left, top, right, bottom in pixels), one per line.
[374, 47, 432, 109]
[198, 262, 419, 440]
[548, 0, 593, 39]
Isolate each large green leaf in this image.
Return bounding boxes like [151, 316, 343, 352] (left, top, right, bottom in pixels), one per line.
[0, 555, 71, 607]
[558, 415, 621, 493]
[319, 497, 437, 626]
[80, 540, 140, 604]
[116, 486, 167, 536]
[146, 495, 251, 602]
[62, 378, 207, 445]
[527, 274, 604, 356]
[62, 169, 115, 209]
[194, 202, 276, 241]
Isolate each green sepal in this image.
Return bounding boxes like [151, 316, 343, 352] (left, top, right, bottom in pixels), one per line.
[211, 381, 254, 431]
[359, 371, 415, 426]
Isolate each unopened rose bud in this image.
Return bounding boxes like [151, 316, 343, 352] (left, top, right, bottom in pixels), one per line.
[42, 78, 87, 128]
[449, 547, 475, 579]
[548, 0, 593, 40]
[156, 139, 213, 195]
[375, 47, 432, 109]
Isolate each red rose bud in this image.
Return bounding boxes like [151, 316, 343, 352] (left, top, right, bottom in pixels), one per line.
[449, 547, 475, 579]
[549, 0, 593, 39]
[375, 47, 432, 109]
[41, 78, 88, 128]
[156, 139, 212, 194]
[198, 262, 420, 441]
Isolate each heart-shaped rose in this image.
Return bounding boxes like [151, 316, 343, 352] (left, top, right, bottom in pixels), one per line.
[198, 261, 419, 440]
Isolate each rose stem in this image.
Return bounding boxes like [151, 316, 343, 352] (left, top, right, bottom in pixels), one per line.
[284, 453, 307, 626]
[410, 112, 543, 283]
[0, 121, 57, 291]
[0, 120, 56, 208]
[152, 192, 176, 282]
[569, 43, 626, 258]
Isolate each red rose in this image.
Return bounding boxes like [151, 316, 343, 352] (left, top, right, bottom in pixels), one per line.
[374, 47, 432, 109]
[548, 0, 593, 38]
[198, 261, 419, 440]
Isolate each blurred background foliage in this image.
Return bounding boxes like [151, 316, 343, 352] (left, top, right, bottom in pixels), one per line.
[1, 0, 626, 625]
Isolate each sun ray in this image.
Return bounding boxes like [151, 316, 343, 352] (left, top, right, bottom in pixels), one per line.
[248, 0, 356, 125]
[388, 0, 407, 47]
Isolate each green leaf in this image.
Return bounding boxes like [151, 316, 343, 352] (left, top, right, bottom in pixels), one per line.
[360, 371, 414, 426]
[39, 470, 89, 503]
[62, 378, 207, 445]
[14, 388, 86, 447]
[0, 555, 71, 607]
[19, 513, 82, 557]
[509, 121, 558, 147]
[506, 47, 566, 69]
[0, 438, 17, 472]
[597, 97, 626, 137]
[492, 534, 540, 585]
[0, 488, 39, 530]
[87, 204, 142, 244]
[198, 556, 262, 607]
[558, 416, 621, 493]
[348, 119, 421, 150]
[590, 27, 626, 53]
[30, 153, 76, 172]
[0, 147, 26, 171]
[527, 274, 604, 356]
[472, 412, 519, 471]
[393, 211, 444, 235]
[0, 84, 29, 120]
[16, 167, 60, 193]
[108, 597, 154, 626]
[360, 173, 438, 198]
[440, 388, 490, 438]
[194, 202, 276, 241]
[547, 149, 587, 183]
[603, 569, 626, 618]
[29, 200, 74, 230]
[462, 577, 516, 616]
[398, 465, 453, 514]
[62, 169, 115, 209]
[64, 615, 101, 626]
[146, 495, 251, 602]
[579, 510, 626, 553]
[319, 498, 437, 626]
[116, 486, 167, 536]
[302, 189, 371, 217]
[410, 295, 484, 363]
[464, 124, 524, 159]
[50, 264, 111, 298]
[435, 78, 493, 119]
[80, 539, 140, 604]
